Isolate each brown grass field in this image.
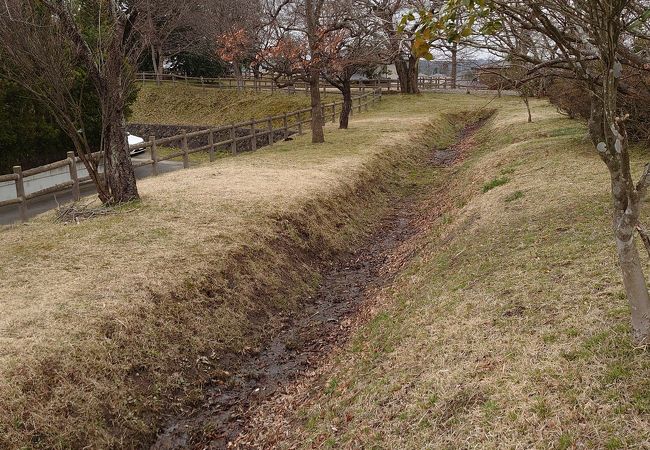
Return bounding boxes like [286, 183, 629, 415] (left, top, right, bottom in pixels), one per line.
[231, 98, 650, 449]
[0, 92, 501, 448]
[3, 88, 649, 449]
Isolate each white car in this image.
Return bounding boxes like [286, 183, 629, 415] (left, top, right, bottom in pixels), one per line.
[128, 134, 146, 157]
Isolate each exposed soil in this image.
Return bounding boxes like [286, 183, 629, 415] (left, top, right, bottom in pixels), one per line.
[430, 116, 488, 167]
[151, 119, 486, 450]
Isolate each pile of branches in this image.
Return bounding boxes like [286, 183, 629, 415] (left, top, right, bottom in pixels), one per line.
[55, 201, 133, 224]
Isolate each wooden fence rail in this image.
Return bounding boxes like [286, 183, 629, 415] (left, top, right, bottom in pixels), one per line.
[137, 72, 485, 93]
[0, 89, 382, 223]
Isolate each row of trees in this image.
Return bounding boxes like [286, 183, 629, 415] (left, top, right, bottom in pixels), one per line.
[409, 0, 650, 344]
[3, 1, 649, 344]
[215, 0, 454, 144]
[0, 0, 437, 203]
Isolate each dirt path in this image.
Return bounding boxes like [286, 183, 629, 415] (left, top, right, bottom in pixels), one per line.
[151, 119, 484, 450]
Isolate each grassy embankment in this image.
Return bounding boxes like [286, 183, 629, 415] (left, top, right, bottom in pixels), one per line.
[130, 84, 340, 163]
[0, 92, 501, 448]
[131, 83, 338, 126]
[248, 97, 650, 448]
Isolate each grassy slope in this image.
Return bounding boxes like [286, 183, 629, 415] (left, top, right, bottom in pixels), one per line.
[250, 100, 650, 448]
[0, 93, 502, 448]
[130, 83, 337, 126]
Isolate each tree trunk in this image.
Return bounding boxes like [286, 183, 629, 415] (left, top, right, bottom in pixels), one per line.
[151, 45, 159, 85]
[451, 42, 458, 89]
[395, 59, 408, 93]
[98, 59, 139, 205]
[339, 80, 352, 129]
[395, 56, 420, 94]
[309, 67, 325, 143]
[588, 57, 650, 343]
[233, 61, 243, 91]
[407, 56, 420, 94]
[157, 48, 164, 84]
[523, 96, 532, 123]
[395, 58, 419, 94]
[151, 44, 163, 85]
[616, 227, 650, 344]
[101, 101, 139, 204]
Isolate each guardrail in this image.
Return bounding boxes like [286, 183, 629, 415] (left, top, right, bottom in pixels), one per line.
[1, 89, 382, 223]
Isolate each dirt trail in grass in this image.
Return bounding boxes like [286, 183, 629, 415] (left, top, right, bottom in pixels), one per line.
[151, 120, 484, 450]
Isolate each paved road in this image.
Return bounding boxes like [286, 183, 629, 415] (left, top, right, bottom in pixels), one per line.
[0, 154, 184, 226]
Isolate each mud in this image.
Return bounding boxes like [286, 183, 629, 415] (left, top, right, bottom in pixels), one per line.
[151, 119, 486, 450]
[431, 117, 488, 167]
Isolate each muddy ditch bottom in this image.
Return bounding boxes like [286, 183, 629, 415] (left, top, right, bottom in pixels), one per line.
[151, 121, 484, 450]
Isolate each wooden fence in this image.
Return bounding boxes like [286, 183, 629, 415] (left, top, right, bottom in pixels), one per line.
[138, 72, 368, 93]
[1, 89, 382, 222]
[137, 72, 485, 93]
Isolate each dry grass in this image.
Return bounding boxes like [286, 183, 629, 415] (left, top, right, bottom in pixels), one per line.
[130, 84, 338, 126]
[241, 99, 650, 448]
[0, 93, 507, 448]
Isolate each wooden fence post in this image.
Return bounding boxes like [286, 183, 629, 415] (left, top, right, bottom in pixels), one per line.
[150, 135, 158, 176]
[67, 152, 80, 201]
[250, 119, 257, 151]
[230, 124, 237, 154]
[13, 166, 26, 222]
[181, 131, 189, 168]
[357, 96, 362, 113]
[365, 94, 369, 112]
[267, 117, 274, 145]
[201, 76, 205, 90]
[283, 113, 289, 140]
[208, 130, 215, 162]
[331, 103, 336, 123]
[297, 111, 303, 134]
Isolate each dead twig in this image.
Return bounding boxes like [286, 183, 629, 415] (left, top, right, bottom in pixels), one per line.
[55, 201, 136, 224]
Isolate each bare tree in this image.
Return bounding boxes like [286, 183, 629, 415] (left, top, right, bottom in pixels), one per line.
[427, 0, 650, 343]
[321, 28, 384, 128]
[361, 0, 443, 93]
[213, 0, 263, 87]
[263, 0, 352, 143]
[0, 0, 167, 204]
[143, 0, 204, 84]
